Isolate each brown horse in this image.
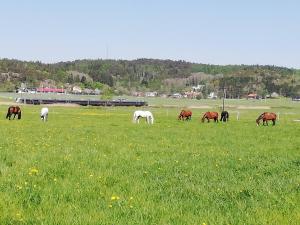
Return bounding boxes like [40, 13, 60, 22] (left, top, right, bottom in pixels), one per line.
[256, 112, 276, 126]
[201, 112, 218, 123]
[6, 106, 22, 120]
[178, 110, 192, 120]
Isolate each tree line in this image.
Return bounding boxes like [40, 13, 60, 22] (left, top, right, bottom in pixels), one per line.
[0, 58, 299, 97]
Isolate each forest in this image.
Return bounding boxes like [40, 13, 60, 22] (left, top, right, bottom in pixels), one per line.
[0, 58, 299, 97]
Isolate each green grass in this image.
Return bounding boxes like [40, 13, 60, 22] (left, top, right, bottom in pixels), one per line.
[0, 102, 299, 225]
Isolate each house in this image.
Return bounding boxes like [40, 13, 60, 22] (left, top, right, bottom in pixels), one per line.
[208, 92, 217, 99]
[94, 88, 101, 95]
[247, 93, 258, 99]
[270, 92, 279, 98]
[192, 84, 205, 92]
[171, 93, 182, 98]
[132, 92, 145, 97]
[145, 92, 158, 97]
[72, 86, 82, 94]
[184, 91, 200, 99]
[37, 87, 65, 93]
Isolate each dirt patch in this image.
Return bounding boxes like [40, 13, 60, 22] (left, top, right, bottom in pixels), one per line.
[0, 101, 15, 105]
[149, 104, 212, 109]
[41, 103, 80, 107]
[236, 106, 271, 109]
[189, 105, 213, 109]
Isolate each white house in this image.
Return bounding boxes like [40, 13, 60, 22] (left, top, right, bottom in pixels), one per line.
[208, 92, 217, 99]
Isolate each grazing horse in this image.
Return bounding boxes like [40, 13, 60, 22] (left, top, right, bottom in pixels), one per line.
[133, 110, 154, 124]
[40, 107, 49, 122]
[256, 112, 277, 126]
[220, 111, 229, 122]
[201, 111, 218, 123]
[6, 106, 22, 120]
[178, 110, 192, 120]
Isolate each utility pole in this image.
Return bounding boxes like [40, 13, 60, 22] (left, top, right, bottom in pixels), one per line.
[222, 87, 226, 112]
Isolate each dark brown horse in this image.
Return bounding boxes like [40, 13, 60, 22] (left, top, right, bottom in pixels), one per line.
[178, 110, 192, 120]
[220, 111, 229, 122]
[6, 106, 22, 120]
[201, 112, 218, 123]
[256, 112, 276, 126]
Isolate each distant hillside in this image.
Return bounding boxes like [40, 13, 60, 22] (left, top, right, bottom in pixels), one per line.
[0, 58, 299, 97]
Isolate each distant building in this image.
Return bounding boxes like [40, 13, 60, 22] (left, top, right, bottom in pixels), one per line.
[145, 91, 158, 97]
[132, 92, 145, 97]
[270, 92, 279, 98]
[72, 86, 82, 94]
[192, 84, 205, 92]
[37, 87, 65, 93]
[171, 93, 182, 98]
[247, 93, 258, 99]
[208, 92, 217, 99]
[94, 88, 101, 95]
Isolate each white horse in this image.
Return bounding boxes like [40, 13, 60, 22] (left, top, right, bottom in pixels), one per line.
[133, 110, 154, 124]
[40, 107, 49, 122]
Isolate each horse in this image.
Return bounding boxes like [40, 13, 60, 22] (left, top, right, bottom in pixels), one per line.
[178, 110, 192, 120]
[133, 110, 154, 124]
[256, 112, 277, 126]
[40, 107, 49, 122]
[220, 111, 229, 122]
[6, 106, 22, 120]
[201, 111, 218, 123]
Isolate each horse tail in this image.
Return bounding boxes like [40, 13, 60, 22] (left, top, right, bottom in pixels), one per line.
[18, 110, 22, 119]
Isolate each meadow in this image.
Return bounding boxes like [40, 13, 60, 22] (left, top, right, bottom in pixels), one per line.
[0, 99, 299, 225]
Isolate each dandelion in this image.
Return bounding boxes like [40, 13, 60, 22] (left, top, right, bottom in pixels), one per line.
[108, 204, 113, 208]
[129, 197, 133, 200]
[89, 174, 93, 177]
[29, 167, 39, 175]
[53, 178, 57, 182]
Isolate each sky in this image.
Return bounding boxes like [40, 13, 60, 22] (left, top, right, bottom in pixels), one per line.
[0, 0, 299, 68]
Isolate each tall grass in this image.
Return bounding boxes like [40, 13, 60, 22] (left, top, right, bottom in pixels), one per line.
[0, 104, 299, 224]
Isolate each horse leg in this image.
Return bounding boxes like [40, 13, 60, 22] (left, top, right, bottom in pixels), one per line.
[272, 119, 275, 126]
[13, 113, 16, 120]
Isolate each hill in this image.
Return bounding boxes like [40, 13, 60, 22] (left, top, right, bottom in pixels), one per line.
[0, 58, 299, 97]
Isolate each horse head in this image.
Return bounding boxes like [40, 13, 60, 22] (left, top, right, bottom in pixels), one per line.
[256, 113, 264, 126]
[201, 113, 206, 123]
[178, 110, 185, 120]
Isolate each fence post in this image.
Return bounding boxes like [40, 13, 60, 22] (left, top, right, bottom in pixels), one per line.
[237, 111, 240, 120]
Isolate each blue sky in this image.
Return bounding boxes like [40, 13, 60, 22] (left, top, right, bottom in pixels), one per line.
[0, 0, 299, 68]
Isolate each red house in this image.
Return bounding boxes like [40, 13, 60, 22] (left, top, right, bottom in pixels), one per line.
[37, 87, 65, 93]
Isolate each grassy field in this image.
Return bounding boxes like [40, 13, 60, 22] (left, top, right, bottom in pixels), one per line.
[0, 100, 300, 224]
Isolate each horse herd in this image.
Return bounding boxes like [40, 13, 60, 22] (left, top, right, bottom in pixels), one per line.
[5, 106, 277, 126]
[177, 110, 276, 126]
[6, 106, 48, 122]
